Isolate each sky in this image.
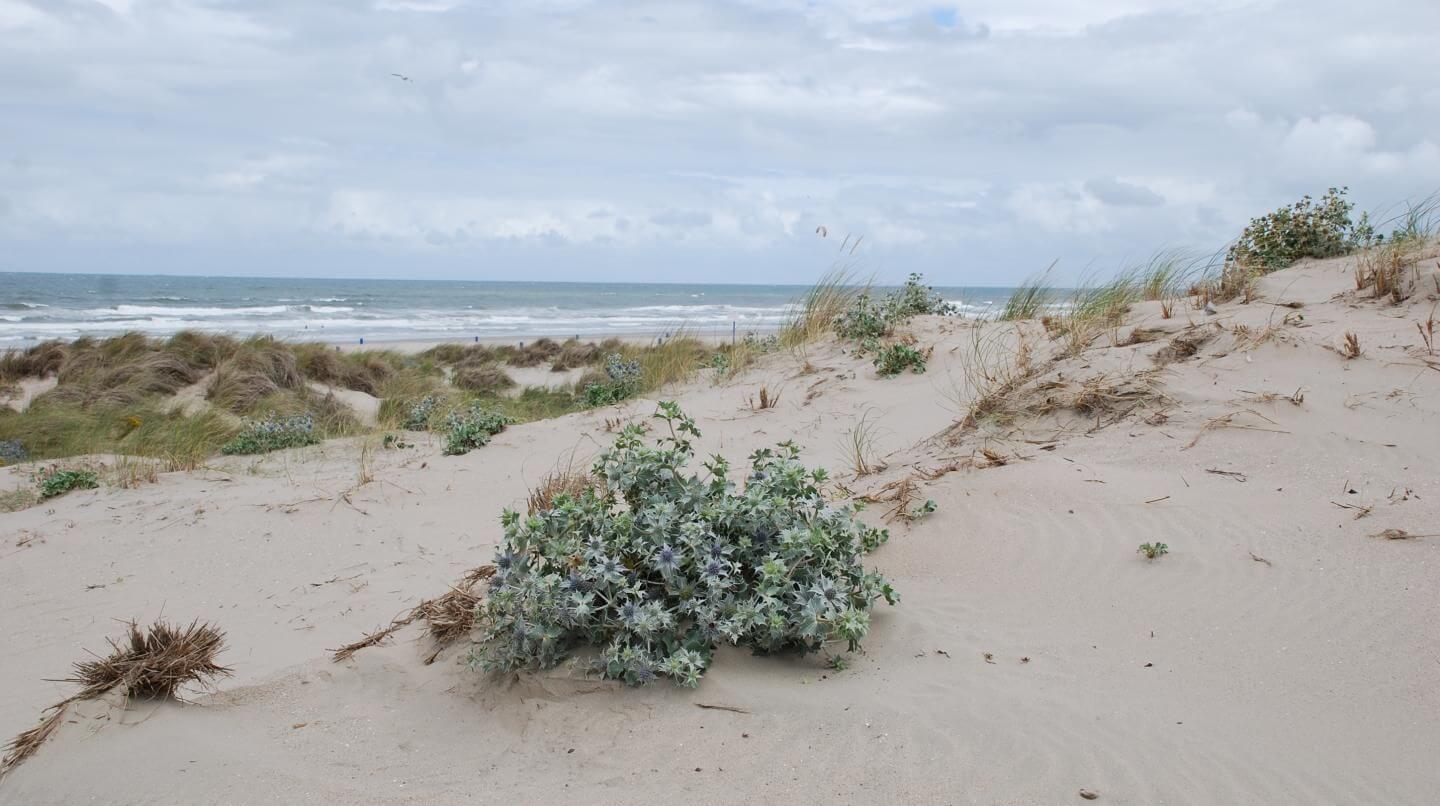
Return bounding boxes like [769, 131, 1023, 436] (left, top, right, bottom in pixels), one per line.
[2, 0, 1439, 286]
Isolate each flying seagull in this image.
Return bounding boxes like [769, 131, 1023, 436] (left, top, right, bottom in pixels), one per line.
[391, 73, 412, 82]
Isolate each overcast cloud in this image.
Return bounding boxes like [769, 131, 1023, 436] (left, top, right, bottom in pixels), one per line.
[2, 0, 1438, 284]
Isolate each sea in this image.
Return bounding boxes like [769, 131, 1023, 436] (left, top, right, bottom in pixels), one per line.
[0, 272, 1025, 347]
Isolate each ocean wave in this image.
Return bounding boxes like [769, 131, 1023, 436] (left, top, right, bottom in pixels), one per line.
[102, 304, 291, 318]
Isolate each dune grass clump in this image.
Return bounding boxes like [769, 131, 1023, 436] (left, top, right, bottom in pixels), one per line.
[1000, 264, 1058, 321]
[583, 353, 643, 407]
[471, 402, 897, 687]
[35, 466, 99, 499]
[206, 337, 305, 414]
[453, 362, 516, 394]
[550, 338, 603, 371]
[441, 403, 513, 456]
[873, 343, 929, 377]
[220, 413, 319, 455]
[779, 269, 863, 347]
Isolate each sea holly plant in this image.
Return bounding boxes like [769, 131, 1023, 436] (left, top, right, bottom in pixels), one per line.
[441, 403, 513, 456]
[471, 402, 898, 687]
[582, 353, 643, 407]
[220, 413, 319, 455]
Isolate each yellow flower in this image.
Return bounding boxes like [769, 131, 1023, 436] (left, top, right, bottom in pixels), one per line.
[124, 415, 143, 429]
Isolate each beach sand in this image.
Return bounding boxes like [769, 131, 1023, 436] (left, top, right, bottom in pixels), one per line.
[2, 253, 1438, 804]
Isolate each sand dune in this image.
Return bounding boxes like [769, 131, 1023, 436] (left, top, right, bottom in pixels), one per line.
[2, 254, 1438, 804]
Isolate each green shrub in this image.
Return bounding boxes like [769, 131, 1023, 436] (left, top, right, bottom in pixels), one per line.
[1227, 187, 1370, 271]
[220, 413, 319, 455]
[36, 467, 99, 499]
[834, 273, 956, 341]
[401, 394, 441, 430]
[471, 402, 897, 687]
[873, 344, 928, 377]
[442, 404, 513, 456]
[582, 353, 642, 407]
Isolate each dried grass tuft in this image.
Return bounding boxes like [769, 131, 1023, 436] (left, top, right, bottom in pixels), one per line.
[749, 386, 781, 410]
[1, 620, 230, 779]
[527, 467, 598, 515]
[1153, 325, 1217, 366]
[331, 566, 497, 665]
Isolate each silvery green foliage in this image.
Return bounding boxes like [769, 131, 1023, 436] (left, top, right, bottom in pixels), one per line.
[402, 394, 441, 430]
[0, 439, 27, 464]
[472, 402, 897, 687]
[442, 403, 513, 456]
[583, 353, 643, 407]
[834, 273, 956, 341]
[220, 413, 318, 455]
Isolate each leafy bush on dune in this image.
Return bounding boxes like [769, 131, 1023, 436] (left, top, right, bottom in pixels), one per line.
[35, 467, 99, 499]
[441, 403, 513, 456]
[401, 394, 442, 430]
[873, 343, 929, 377]
[834, 272, 956, 341]
[582, 353, 643, 407]
[1227, 187, 1371, 271]
[471, 402, 897, 687]
[220, 413, 319, 455]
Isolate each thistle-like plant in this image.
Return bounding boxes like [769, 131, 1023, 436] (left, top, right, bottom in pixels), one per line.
[402, 394, 441, 430]
[220, 413, 318, 455]
[471, 402, 897, 687]
[583, 353, 643, 407]
[441, 403, 513, 456]
[834, 273, 956, 341]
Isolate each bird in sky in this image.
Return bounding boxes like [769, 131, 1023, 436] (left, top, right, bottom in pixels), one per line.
[391, 73, 412, 82]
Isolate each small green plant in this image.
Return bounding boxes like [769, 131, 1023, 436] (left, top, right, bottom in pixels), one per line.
[220, 413, 319, 455]
[583, 353, 643, 407]
[910, 499, 938, 520]
[1137, 542, 1170, 561]
[441, 404, 513, 456]
[471, 402, 897, 687]
[402, 394, 441, 431]
[834, 273, 956, 341]
[35, 467, 99, 499]
[826, 654, 850, 672]
[873, 344, 928, 377]
[0, 439, 26, 466]
[834, 294, 891, 341]
[1227, 187, 1367, 271]
[381, 433, 412, 449]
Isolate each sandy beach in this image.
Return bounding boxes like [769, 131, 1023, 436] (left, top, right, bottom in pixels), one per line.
[2, 251, 1438, 804]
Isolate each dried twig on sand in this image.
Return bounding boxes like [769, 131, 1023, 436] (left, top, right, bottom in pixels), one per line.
[1182, 409, 1289, 450]
[1370, 529, 1436, 540]
[2, 620, 230, 779]
[330, 565, 497, 664]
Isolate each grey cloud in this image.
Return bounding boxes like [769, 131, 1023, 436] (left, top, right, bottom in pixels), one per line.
[649, 209, 712, 229]
[1084, 177, 1164, 207]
